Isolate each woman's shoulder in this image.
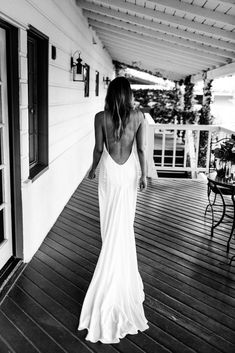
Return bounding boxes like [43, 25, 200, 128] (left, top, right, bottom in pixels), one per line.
[130, 108, 145, 124]
[94, 111, 104, 125]
[95, 111, 104, 119]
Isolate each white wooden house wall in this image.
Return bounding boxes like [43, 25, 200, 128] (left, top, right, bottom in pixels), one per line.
[0, 0, 114, 262]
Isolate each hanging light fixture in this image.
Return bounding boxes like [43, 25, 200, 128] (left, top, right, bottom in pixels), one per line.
[71, 51, 85, 82]
[103, 76, 111, 86]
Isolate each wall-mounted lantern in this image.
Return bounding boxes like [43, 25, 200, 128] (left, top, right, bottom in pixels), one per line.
[103, 76, 111, 86]
[71, 51, 85, 82]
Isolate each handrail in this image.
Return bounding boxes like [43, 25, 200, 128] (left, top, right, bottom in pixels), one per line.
[218, 125, 235, 135]
[154, 124, 232, 131]
[144, 113, 235, 179]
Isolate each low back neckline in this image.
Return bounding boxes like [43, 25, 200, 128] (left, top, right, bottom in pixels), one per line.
[103, 112, 134, 166]
[104, 144, 133, 166]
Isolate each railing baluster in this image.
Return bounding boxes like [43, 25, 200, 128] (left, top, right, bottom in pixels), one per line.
[173, 128, 177, 168]
[145, 114, 235, 178]
[195, 130, 200, 172]
[206, 130, 212, 173]
[184, 129, 188, 169]
[162, 130, 166, 168]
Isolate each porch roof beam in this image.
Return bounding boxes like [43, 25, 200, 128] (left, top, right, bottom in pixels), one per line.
[218, 0, 235, 5]
[109, 52, 192, 76]
[78, 0, 235, 41]
[80, 1, 235, 51]
[104, 42, 203, 75]
[192, 62, 235, 82]
[85, 11, 235, 59]
[109, 51, 190, 79]
[107, 45, 199, 78]
[96, 29, 224, 67]
[89, 19, 232, 62]
[149, 0, 235, 26]
[98, 32, 217, 71]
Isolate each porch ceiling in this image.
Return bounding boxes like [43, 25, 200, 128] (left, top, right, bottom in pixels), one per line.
[76, 0, 235, 81]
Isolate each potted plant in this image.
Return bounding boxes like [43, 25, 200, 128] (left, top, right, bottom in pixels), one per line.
[213, 135, 235, 178]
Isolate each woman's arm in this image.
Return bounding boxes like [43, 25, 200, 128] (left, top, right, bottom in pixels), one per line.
[136, 112, 147, 191]
[88, 112, 104, 179]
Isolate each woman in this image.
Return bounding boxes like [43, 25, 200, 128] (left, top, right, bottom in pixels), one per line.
[78, 76, 148, 343]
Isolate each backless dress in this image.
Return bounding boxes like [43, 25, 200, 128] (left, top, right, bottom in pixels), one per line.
[78, 114, 148, 343]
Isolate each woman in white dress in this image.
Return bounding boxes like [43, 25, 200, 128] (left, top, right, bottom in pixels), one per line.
[78, 76, 149, 343]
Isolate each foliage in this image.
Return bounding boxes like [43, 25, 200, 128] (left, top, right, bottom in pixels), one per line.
[200, 73, 213, 124]
[197, 75, 214, 167]
[133, 75, 213, 124]
[198, 131, 209, 168]
[113, 60, 163, 78]
[150, 106, 177, 124]
[134, 88, 178, 107]
[198, 107, 214, 125]
[184, 76, 195, 112]
[214, 136, 235, 162]
[134, 88, 177, 122]
[181, 110, 198, 124]
[133, 88, 198, 124]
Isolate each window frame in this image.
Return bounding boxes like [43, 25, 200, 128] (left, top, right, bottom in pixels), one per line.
[95, 70, 99, 97]
[0, 18, 23, 260]
[84, 64, 90, 98]
[27, 26, 49, 181]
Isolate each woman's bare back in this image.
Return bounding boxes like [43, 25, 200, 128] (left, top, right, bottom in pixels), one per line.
[103, 109, 143, 165]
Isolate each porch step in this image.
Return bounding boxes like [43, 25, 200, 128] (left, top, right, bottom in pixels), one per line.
[157, 170, 191, 178]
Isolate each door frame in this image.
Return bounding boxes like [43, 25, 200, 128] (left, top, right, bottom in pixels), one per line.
[0, 18, 23, 262]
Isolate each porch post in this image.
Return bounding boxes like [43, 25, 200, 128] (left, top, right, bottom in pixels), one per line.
[184, 75, 195, 113]
[174, 80, 184, 118]
[200, 71, 213, 124]
[197, 72, 214, 174]
[113, 60, 125, 77]
[184, 76, 197, 178]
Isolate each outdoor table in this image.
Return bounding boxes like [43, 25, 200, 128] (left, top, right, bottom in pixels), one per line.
[206, 173, 235, 264]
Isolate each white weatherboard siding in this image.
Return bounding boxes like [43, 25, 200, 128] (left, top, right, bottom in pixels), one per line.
[0, 0, 113, 262]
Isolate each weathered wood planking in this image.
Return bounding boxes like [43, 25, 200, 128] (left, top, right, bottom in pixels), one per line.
[0, 177, 235, 353]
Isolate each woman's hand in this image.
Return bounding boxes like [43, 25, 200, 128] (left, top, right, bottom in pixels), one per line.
[139, 176, 147, 191]
[88, 168, 96, 179]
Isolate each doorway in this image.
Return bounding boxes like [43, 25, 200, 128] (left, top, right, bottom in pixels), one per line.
[0, 27, 13, 269]
[0, 19, 23, 277]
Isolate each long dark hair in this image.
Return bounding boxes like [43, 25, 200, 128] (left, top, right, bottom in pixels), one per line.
[105, 76, 133, 141]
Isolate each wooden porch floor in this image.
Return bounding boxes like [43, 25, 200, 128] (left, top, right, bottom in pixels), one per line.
[0, 176, 235, 353]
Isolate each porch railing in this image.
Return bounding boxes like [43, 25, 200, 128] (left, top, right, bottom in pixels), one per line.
[145, 113, 235, 179]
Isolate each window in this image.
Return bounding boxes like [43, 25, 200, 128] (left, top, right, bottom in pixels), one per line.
[95, 71, 99, 96]
[84, 64, 90, 97]
[27, 26, 48, 180]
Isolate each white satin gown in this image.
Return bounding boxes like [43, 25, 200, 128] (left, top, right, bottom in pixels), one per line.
[78, 143, 149, 344]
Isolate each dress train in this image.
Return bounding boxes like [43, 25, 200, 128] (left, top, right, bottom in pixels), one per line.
[78, 145, 148, 343]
